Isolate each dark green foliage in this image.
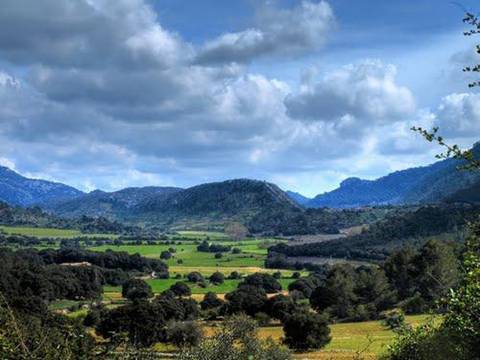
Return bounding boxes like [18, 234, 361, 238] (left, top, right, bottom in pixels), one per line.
[310, 264, 396, 321]
[197, 240, 231, 253]
[200, 292, 224, 310]
[239, 273, 282, 293]
[224, 285, 268, 316]
[97, 293, 199, 347]
[270, 204, 478, 261]
[166, 321, 203, 348]
[214, 252, 223, 259]
[186, 272, 204, 283]
[209, 271, 225, 284]
[228, 271, 241, 279]
[288, 273, 326, 298]
[265, 294, 296, 321]
[160, 250, 172, 260]
[39, 247, 169, 277]
[282, 309, 331, 351]
[122, 278, 153, 301]
[170, 282, 191, 297]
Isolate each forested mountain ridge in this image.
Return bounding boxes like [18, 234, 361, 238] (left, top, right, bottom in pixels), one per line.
[48, 186, 183, 219]
[306, 143, 480, 208]
[0, 166, 83, 207]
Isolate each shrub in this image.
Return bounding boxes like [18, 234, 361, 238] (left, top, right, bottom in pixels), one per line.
[382, 310, 406, 331]
[254, 312, 271, 327]
[186, 272, 204, 283]
[170, 282, 192, 297]
[209, 272, 225, 285]
[282, 309, 331, 351]
[121, 278, 153, 301]
[200, 292, 224, 310]
[214, 253, 223, 259]
[160, 250, 172, 260]
[166, 321, 203, 348]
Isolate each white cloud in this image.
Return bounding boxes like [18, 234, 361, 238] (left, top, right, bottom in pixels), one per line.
[285, 60, 416, 130]
[434, 93, 480, 137]
[196, 1, 335, 64]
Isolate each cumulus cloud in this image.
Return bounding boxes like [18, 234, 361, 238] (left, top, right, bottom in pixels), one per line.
[434, 93, 480, 137]
[285, 60, 416, 130]
[0, 0, 468, 194]
[196, 1, 335, 64]
[0, 0, 191, 69]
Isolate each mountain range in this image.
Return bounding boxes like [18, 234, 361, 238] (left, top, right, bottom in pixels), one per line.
[303, 144, 480, 208]
[0, 166, 83, 207]
[0, 145, 478, 230]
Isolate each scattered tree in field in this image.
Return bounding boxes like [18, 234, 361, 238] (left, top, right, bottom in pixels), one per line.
[240, 273, 282, 293]
[160, 250, 172, 260]
[200, 292, 224, 310]
[224, 285, 268, 316]
[122, 278, 153, 301]
[186, 272, 204, 283]
[170, 282, 191, 297]
[209, 271, 225, 284]
[282, 309, 331, 351]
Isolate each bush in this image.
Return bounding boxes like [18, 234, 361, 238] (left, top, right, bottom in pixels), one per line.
[273, 271, 282, 279]
[166, 321, 203, 348]
[240, 273, 282, 293]
[186, 272, 204, 283]
[200, 292, 224, 310]
[228, 271, 242, 279]
[382, 310, 406, 330]
[232, 248, 242, 254]
[170, 282, 192, 297]
[209, 272, 225, 285]
[160, 250, 172, 260]
[214, 253, 223, 259]
[283, 309, 331, 351]
[292, 272, 301, 279]
[121, 278, 153, 301]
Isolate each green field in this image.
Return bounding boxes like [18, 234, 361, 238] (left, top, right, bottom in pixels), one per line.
[0, 225, 115, 239]
[104, 277, 296, 296]
[257, 314, 432, 359]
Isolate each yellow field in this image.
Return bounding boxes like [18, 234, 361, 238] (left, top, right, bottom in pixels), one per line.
[204, 315, 431, 360]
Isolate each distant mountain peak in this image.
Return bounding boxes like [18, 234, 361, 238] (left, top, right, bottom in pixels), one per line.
[0, 166, 83, 207]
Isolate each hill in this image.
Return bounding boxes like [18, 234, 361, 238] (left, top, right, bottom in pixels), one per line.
[136, 179, 302, 226]
[307, 144, 480, 208]
[0, 166, 83, 207]
[286, 191, 311, 206]
[48, 186, 182, 219]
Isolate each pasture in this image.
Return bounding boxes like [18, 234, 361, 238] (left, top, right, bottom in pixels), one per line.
[0, 225, 115, 238]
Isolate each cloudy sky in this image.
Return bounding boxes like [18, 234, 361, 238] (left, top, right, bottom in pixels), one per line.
[0, 0, 479, 196]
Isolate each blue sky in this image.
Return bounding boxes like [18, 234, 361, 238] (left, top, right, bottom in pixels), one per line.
[0, 0, 479, 196]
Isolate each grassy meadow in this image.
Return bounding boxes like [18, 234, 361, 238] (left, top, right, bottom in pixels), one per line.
[0, 225, 115, 238]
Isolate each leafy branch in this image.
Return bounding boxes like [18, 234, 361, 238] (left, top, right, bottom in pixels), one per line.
[411, 126, 480, 170]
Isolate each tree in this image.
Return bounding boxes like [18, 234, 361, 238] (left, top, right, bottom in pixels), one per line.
[200, 292, 224, 310]
[310, 265, 357, 319]
[186, 272, 204, 283]
[224, 285, 268, 316]
[160, 250, 172, 260]
[225, 222, 248, 241]
[240, 273, 282, 293]
[166, 321, 203, 348]
[209, 272, 225, 285]
[178, 315, 291, 360]
[265, 294, 296, 321]
[121, 278, 153, 301]
[282, 309, 331, 351]
[383, 247, 417, 300]
[170, 282, 192, 297]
